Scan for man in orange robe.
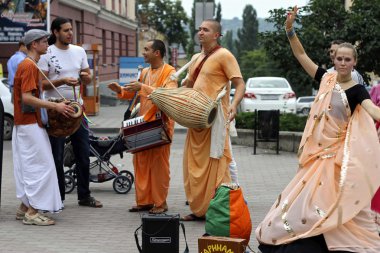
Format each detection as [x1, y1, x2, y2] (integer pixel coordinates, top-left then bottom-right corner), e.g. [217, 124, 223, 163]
[181, 19, 245, 220]
[108, 40, 177, 214]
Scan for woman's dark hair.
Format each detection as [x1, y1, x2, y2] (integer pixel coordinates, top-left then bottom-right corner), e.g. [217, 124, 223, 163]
[48, 17, 71, 45]
[149, 39, 166, 58]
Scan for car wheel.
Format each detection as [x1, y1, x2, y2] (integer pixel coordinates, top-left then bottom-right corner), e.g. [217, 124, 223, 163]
[301, 108, 310, 115]
[3, 115, 13, 140]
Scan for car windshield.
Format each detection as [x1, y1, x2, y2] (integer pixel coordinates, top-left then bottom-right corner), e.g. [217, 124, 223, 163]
[2, 79, 9, 88]
[247, 79, 288, 88]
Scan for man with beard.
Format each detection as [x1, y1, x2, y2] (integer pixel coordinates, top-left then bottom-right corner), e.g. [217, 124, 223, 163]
[38, 17, 102, 208]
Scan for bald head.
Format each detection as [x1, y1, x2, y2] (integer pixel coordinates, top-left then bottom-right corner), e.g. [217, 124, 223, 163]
[202, 19, 222, 36]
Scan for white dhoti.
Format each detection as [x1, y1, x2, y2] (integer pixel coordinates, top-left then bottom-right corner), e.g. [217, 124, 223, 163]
[12, 123, 63, 212]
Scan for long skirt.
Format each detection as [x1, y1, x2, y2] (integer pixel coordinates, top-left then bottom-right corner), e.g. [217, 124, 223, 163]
[12, 123, 63, 212]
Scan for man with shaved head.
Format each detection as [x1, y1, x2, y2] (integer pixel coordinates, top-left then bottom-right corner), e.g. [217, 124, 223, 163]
[181, 19, 245, 221]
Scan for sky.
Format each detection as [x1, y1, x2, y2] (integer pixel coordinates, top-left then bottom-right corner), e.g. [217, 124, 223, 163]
[180, 0, 310, 19]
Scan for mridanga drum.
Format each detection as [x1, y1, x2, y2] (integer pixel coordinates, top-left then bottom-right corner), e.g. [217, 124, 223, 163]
[149, 87, 218, 129]
[46, 98, 83, 137]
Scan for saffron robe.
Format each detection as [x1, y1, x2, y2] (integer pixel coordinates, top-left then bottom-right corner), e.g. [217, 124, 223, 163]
[118, 64, 177, 207]
[183, 48, 242, 217]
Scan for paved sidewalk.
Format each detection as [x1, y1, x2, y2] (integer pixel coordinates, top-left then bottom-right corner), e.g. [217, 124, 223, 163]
[0, 105, 298, 253]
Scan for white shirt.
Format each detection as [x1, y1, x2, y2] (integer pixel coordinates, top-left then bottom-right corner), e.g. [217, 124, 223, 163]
[38, 44, 89, 100]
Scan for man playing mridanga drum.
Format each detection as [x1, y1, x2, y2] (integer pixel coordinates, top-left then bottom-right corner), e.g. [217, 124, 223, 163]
[12, 29, 74, 225]
[180, 19, 245, 221]
[108, 39, 177, 214]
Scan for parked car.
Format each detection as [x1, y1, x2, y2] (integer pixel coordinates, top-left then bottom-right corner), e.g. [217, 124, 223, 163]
[296, 96, 315, 115]
[240, 77, 297, 114]
[0, 78, 14, 140]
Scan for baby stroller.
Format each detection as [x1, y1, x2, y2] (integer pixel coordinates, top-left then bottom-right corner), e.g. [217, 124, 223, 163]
[63, 132, 134, 194]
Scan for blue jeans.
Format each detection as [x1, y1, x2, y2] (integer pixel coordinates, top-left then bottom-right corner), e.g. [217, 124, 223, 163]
[49, 124, 91, 201]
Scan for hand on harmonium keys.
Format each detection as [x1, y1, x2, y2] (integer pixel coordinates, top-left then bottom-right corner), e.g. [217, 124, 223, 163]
[107, 82, 122, 94]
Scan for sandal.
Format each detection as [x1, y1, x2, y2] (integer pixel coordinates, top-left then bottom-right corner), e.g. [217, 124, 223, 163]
[149, 206, 168, 214]
[78, 196, 103, 208]
[128, 204, 154, 212]
[23, 213, 55, 226]
[16, 208, 26, 220]
[180, 213, 205, 221]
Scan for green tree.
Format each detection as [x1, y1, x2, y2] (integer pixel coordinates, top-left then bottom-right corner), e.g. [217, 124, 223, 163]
[240, 49, 282, 80]
[260, 0, 380, 95]
[346, 0, 380, 79]
[221, 30, 237, 56]
[215, 2, 222, 22]
[137, 0, 189, 50]
[235, 5, 259, 61]
[259, 0, 352, 96]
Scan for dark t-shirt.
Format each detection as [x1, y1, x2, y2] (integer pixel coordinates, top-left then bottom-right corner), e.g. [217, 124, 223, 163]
[315, 67, 370, 113]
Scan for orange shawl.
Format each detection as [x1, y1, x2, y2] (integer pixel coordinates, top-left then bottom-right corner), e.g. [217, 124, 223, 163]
[118, 64, 177, 123]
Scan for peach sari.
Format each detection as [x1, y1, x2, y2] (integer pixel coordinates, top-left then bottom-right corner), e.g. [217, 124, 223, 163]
[256, 73, 380, 252]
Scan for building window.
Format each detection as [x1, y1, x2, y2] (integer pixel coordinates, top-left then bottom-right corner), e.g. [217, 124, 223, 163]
[119, 33, 122, 56]
[111, 31, 115, 64]
[102, 29, 106, 64]
[75, 21, 81, 44]
[125, 35, 128, 56]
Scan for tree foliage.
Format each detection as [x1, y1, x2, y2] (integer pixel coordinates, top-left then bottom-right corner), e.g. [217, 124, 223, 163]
[137, 0, 189, 49]
[259, 0, 380, 96]
[215, 2, 222, 22]
[240, 49, 281, 81]
[346, 0, 380, 78]
[235, 5, 259, 61]
[221, 30, 237, 56]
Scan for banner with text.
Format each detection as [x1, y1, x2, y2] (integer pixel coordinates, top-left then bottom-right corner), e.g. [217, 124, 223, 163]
[0, 0, 49, 43]
[119, 57, 148, 86]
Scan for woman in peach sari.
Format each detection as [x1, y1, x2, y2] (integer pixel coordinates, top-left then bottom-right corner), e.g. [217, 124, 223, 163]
[256, 6, 380, 253]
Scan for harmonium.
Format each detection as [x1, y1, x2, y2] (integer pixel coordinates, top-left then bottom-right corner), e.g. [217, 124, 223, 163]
[121, 112, 171, 153]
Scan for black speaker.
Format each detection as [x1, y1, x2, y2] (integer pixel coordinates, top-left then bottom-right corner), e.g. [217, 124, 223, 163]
[141, 213, 180, 253]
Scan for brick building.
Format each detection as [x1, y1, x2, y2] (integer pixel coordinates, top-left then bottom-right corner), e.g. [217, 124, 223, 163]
[0, 0, 138, 86]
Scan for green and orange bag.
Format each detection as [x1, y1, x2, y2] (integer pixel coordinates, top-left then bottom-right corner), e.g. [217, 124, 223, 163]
[205, 183, 252, 243]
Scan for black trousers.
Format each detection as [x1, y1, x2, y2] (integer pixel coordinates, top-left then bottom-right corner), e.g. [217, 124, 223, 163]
[49, 124, 91, 201]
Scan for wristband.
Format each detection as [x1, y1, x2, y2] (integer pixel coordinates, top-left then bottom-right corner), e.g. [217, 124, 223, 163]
[286, 26, 295, 38]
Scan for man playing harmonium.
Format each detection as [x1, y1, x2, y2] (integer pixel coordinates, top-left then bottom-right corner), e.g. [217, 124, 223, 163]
[108, 39, 177, 214]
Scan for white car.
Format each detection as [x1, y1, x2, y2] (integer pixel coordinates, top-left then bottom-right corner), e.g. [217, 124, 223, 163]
[0, 78, 14, 140]
[240, 77, 297, 114]
[296, 96, 315, 115]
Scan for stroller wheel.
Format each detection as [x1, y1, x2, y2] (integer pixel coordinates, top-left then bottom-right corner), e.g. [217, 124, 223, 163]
[65, 175, 76, 194]
[113, 175, 132, 194]
[119, 170, 134, 185]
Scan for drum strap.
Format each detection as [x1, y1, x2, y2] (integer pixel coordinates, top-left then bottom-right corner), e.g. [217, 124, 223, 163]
[191, 45, 222, 84]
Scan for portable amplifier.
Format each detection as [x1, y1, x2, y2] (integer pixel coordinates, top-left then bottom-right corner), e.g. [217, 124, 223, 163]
[141, 213, 180, 253]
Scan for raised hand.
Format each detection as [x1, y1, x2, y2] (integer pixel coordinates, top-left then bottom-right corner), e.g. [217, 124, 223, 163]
[107, 82, 122, 93]
[286, 6, 298, 29]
